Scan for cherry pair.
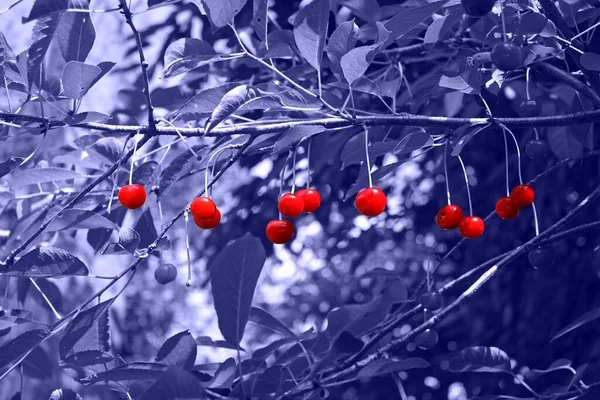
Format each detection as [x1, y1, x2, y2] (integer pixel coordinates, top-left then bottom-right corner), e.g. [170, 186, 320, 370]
[436, 205, 484, 239]
[118, 184, 147, 209]
[495, 184, 535, 220]
[355, 187, 386, 217]
[190, 196, 221, 230]
[267, 188, 322, 245]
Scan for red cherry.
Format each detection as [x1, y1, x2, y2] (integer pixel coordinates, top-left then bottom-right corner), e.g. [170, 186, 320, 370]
[190, 196, 217, 219]
[278, 193, 305, 218]
[266, 220, 295, 244]
[194, 208, 221, 230]
[495, 197, 520, 220]
[436, 205, 464, 230]
[511, 184, 534, 207]
[118, 184, 146, 210]
[355, 187, 386, 217]
[458, 216, 485, 239]
[296, 188, 321, 213]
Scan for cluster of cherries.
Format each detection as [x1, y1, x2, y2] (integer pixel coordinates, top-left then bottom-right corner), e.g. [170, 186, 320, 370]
[266, 188, 321, 244]
[495, 184, 535, 220]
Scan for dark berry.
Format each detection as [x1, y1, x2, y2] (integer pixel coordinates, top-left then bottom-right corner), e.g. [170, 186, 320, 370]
[118, 184, 146, 210]
[296, 188, 321, 213]
[511, 184, 534, 207]
[519, 100, 542, 117]
[415, 329, 439, 350]
[155, 264, 177, 284]
[491, 43, 522, 71]
[278, 193, 305, 218]
[194, 208, 221, 230]
[526, 140, 549, 159]
[190, 196, 217, 219]
[495, 197, 520, 220]
[419, 290, 443, 310]
[458, 216, 485, 239]
[266, 220, 295, 244]
[436, 205, 464, 230]
[461, 0, 495, 17]
[355, 187, 386, 217]
[528, 246, 555, 268]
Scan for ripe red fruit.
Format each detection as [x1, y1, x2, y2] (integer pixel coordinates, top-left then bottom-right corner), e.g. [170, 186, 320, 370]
[296, 188, 321, 213]
[528, 246, 555, 268]
[519, 100, 542, 117]
[278, 193, 305, 218]
[461, 0, 495, 17]
[495, 197, 520, 220]
[266, 220, 295, 244]
[194, 208, 221, 230]
[355, 187, 386, 217]
[458, 216, 485, 239]
[436, 205, 464, 230]
[526, 140, 548, 159]
[190, 196, 217, 219]
[511, 184, 534, 207]
[118, 184, 147, 210]
[491, 43, 522, 71]
[155, 264, 177, 284]
[415, 329, 439, 350]
[419, 291, 443, 310]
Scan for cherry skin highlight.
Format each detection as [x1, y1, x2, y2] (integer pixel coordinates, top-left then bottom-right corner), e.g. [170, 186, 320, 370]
[266, 220, 295, 244]
[296, 188, 321, 213]
[458, 216, 485, 239]
[436, 205, 464, 230]
[495, 197, 520, 220]
[355, 187, 386, 217]
[278, 193, 305, 218]
[118, 184, 147, 210]
[511, 184, 535, 207]
[194, 208, 221, 230]
[190, 196, 217, 219]
[155, 264, 177, 284]
[415, 329, 439, 350]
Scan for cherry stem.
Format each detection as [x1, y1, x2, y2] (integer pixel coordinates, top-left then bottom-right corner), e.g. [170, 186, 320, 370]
[291, 142, 300, 194]
[184, 211, 192, 287]
[479, 94, 493, 120]
[159, 118, 200, 159]
[306, 137, 312, 188]
[503, 125, 524, 184]
[108, 135, 132, 214]
[363, 125, 373, 188]
[532, 201, 541, 236]
[426, 258, 432, 291]
[500, 0, 507, 42]
[205, 145, 236, 198]
[457, 155, 473, 216]
[502, 130, 510, 197]
[279, 151, 292, 219]
[129, 134, 139, 186]
[526, 68, 531, 100]
[444, 141, 451, 206]
[534, 127, 540, 140]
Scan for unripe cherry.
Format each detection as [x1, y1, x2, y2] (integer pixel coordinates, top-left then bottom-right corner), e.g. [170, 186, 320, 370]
[355, 187, 386, 217]
[155, 264, 177, 284]
[415, 329, 439, 350]
[118, 184, 147, 210]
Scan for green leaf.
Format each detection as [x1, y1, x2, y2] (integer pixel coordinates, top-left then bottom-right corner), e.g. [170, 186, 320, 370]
[0, 309, 45, 330]
[190, 0, 247, 30]
[132, 161, 159, 188]
[48, 389, 83, 400]
[64, 111, 111, 125]
[163, 38, 220, 78]
[249, 307, 296, 338]
[24, 0, 89, 22]
[155, 330, 197, 370]
[9, 167, 82, 187]
[158, 145, 204, 197]
[81, 362, 167, 383]
[272, 125, 325, 153]
[424, 7, 463, 45]
[46, 209, 118, 232]
[204, 85, 256, 133]
[326, 20, 359, 82]
[251, 337, 296, 361]
[90, 137, 123, 163]
[580, 52, 600, 72]
[140, 366, 207, 399]
[358, 358, 430, 378]
[383, 1, 446, 49]
[343, 140, 399, 167]
[8, 247, 89, 278]
[196, 336, 244, 351]
[252, 0, 268, 42]
[0, 330, 49, 372]
[56, 10, 95, 62]
[59, 298, 114, 358]
[27, 15, 61, 87]
[210, 234, 267, 345]
[551, 307, 600, 342]
[293, 0, 330, 72]
[61, 61, 101, 99]
[102, 227, 140, 255]
[23, 346, 53, 379]
[205, 358, 236, 389]
[341, 45, 378, 86]
[547, 127, 583, 160]
[394, 131, 433, 155]
[526, 359, 572, 380]
[175, 83, 239, 117]
[451, 123, 489, 156]
[448, 346, 512, 373]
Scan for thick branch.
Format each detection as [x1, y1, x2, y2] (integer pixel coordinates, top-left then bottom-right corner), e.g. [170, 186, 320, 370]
[534, 62, 600, 108]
